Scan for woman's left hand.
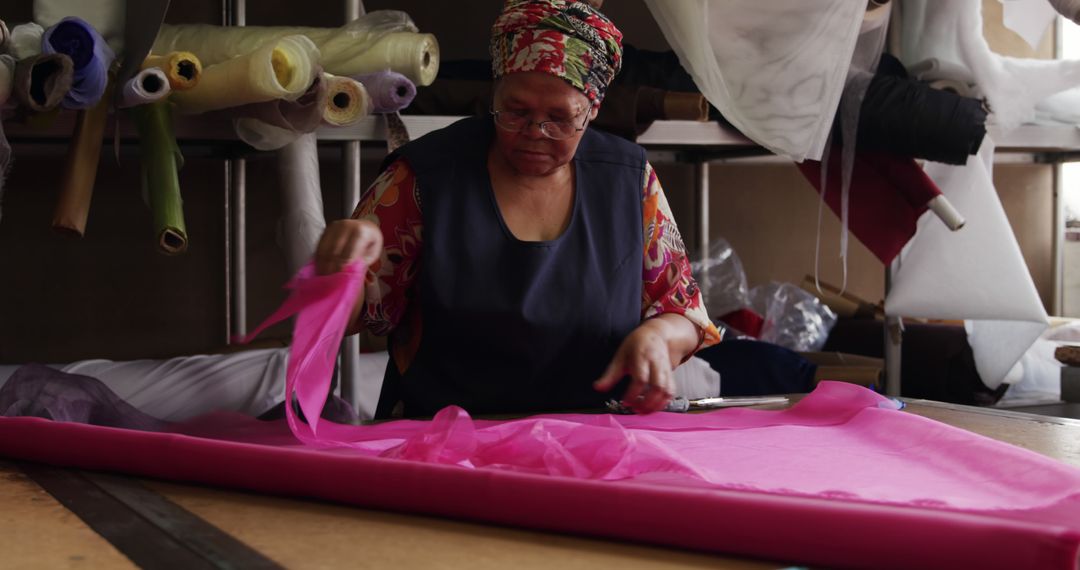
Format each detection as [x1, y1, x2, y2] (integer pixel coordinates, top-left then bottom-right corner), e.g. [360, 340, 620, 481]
[593, 319, 678, 414]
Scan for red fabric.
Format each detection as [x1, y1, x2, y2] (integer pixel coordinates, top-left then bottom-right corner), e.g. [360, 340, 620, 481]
[797, 150, 943, 264]
[3, 382, 1080, 569]
[718, 308, 764, 338]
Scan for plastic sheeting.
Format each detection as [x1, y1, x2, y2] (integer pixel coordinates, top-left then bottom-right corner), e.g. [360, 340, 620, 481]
[642, 0, 865, 161]
[152, 11, 439, 87]
[886, 140, 1049, 389]
[275, 133, 326, 276]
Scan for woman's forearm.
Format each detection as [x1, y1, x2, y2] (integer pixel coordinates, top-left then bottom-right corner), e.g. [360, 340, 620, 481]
[641, 313, 701, 368]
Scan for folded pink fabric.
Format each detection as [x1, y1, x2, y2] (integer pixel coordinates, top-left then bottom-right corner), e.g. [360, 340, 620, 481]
[2, 261, 1079, 569]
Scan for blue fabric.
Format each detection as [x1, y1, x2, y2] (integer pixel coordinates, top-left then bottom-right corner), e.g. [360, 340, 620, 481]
[695, 340, 817, 397]
[380, 115, 645, 416]
[41, 17, 114, 110]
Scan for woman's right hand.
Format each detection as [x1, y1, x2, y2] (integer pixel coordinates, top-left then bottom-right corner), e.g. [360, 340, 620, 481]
[314, 219, 383, 276]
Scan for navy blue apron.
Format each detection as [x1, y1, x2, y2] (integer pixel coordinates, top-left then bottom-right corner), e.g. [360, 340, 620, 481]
[377, 116, 644, 416]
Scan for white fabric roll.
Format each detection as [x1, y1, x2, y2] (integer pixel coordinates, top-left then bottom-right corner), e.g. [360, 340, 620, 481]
[642, 0, 865, 161]
[885, 140, 1049, 389]
[276, 132, 326, 276]
[10, 23, 44, 60]
[118, 66, 171, 108]
[170, 34, 319, 115]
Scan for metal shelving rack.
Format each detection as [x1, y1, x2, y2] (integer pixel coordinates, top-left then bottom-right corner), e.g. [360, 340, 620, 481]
[8, 0, 1080, 403]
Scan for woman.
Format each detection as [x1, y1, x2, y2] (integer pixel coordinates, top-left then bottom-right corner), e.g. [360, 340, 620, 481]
[316, 0, 720, 417]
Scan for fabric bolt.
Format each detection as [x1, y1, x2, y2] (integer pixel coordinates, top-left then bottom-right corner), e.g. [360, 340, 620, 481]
[490, 0, 623, 105]
[275, 133, 326, 276]
[52, 84, 112, 237]
[885, 140, 1050, 389]
[321, 73, 371, 127]
[796, 149, 943, 265]
[41, 17, 115, 110]
[695, 339, 817, 397]
[0, 364, 168, 431]
[854, 54, 987, 166]
[9, 23, 44, 60]
[142, 51, 201, 91]
[900, 1, 1080, 129]
[355, 70, 415, 114]
[130, 99, 187, 255]
[169, 34, 319, 115]
[13, 52, 74, 113]
[350, 125, 719, 379]
[34, 0, 125, 53]
[2, 380, 1080, 568]
[642, 0, 865, 161]
[153, 12, 439, 86]
[118, 66, 170, 109]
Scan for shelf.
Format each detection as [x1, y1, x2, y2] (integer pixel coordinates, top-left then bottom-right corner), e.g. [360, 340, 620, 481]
[8, 112, 1080, 155]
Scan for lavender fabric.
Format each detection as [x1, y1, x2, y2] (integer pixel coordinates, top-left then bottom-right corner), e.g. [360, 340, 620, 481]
[41, 17, 115, 110]
[0, 364, 168, 432]
[356, 70, 416, 113]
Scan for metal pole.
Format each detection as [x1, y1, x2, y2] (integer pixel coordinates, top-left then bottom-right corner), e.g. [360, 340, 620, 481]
[1053, 162, 1064, 316]
[884, 266, 902, 397]
[696, 160, 710, 260]
[225, 0, 247, 340]
[223, 162, 232, 344]
[341, 0, 365, 410]
[231, 158, 247, 338]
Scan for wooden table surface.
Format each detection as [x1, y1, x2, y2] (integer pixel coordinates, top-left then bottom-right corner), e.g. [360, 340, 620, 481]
[3, 400, 1079, 569]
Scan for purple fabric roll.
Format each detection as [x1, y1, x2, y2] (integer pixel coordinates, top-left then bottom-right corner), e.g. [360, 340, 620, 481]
[0, 364, 168, 432]
[356, 70, 416, 114]
[41, 17, 115, 110]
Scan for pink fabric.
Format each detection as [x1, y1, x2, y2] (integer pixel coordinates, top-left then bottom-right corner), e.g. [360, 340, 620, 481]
[2, 262, 1080, 569]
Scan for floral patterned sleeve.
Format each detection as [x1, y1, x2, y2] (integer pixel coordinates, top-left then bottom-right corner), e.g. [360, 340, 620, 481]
[350, 159, 423, 336]
[641, 161, 722, 351]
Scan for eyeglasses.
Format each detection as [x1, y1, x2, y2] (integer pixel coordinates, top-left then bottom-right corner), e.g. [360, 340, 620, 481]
[490, 107, 590, 140]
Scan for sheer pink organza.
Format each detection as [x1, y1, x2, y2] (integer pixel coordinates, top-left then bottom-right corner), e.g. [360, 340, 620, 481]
[2, 261, 1079, 569]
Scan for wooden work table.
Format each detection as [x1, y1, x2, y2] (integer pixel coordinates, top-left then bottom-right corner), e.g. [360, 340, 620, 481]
[3, 399, 1079, 569]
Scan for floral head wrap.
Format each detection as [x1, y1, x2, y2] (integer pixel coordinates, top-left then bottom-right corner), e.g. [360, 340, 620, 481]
[490, 0, 623, 105]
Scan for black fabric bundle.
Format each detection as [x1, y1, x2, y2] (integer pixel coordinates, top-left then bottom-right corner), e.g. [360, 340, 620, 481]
[853, 54, 987, 165]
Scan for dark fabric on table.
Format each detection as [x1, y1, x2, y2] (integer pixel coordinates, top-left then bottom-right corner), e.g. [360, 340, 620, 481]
[695, 339, 817, 397]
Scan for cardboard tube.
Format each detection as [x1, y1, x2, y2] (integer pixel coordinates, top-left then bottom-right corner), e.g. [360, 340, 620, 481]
[131, 100, 188, 255]
[170, 35, 318, 115]
[142, 51, 202, 91]
[662, 91, 709, 121]
[322, 74, 371, 127]
[52, 83, 112, 237]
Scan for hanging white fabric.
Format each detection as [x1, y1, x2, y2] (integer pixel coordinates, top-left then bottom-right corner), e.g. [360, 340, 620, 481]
[641, 0, 865, 161]
[885, 139, 1049, 389]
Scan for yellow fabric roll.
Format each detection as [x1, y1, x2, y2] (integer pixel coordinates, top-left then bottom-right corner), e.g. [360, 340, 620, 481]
[169, 35, 318, 115]
[153, 11, 439, 85]
[322, 73, 371, 127]
[353, 32, 438, 87]
[52, 84, 112, 237]
[142, 51, 202, 91]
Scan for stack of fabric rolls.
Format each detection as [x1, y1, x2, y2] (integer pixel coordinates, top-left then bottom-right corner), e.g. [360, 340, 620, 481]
[0, 10, 439, 257]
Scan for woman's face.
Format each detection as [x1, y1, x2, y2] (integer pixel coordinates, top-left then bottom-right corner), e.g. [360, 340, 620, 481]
[491, 72, 597, 177]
